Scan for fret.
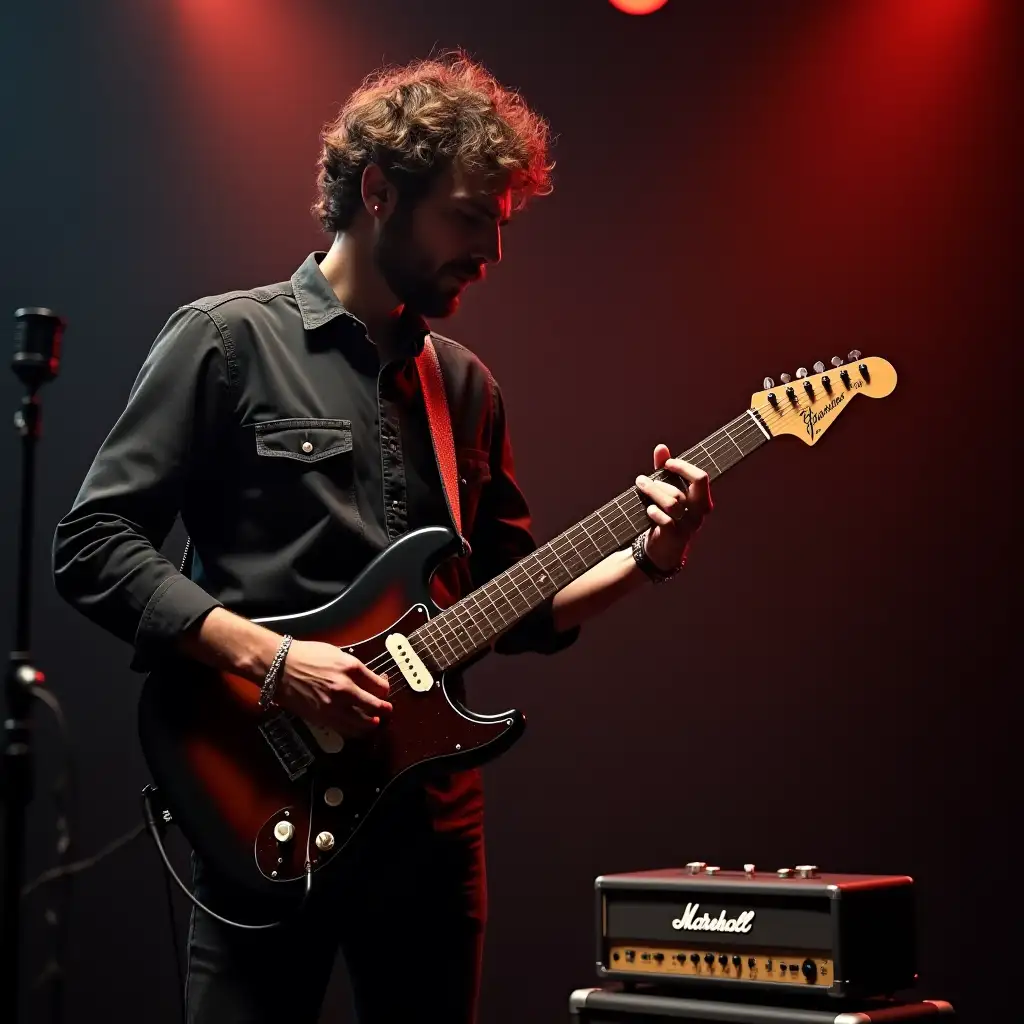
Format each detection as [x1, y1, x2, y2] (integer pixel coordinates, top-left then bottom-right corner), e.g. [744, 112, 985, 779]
[721, 422, 745, 462]
[575, 518, 606, 560]
[410, 409, 770, 671]
[592, 505, 624, 548]
[695, 442, 721, 476]
[557, 531, 590, 572]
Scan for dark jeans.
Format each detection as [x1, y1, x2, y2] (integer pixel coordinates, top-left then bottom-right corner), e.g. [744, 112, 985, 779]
[184, 791, 486, 1023]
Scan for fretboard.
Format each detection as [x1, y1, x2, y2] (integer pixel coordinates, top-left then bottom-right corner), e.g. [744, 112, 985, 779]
[410, 409, 771, 672]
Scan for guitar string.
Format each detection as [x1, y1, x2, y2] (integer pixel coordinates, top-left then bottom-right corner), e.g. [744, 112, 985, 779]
[361, 389, 844, 690]
[330, 379, 868, 701]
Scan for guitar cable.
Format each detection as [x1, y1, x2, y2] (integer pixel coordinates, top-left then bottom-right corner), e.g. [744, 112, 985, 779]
[141, 785, 315, 931]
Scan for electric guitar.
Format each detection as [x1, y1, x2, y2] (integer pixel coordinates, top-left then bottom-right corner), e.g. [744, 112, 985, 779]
[138, 354, 896, 894]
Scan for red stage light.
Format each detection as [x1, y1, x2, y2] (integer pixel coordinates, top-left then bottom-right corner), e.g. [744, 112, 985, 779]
[609, 0, 669, 14]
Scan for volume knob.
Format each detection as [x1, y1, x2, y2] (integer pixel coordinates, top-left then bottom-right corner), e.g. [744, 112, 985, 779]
[273, 820, 295, 843]
[777, 867, 793, 878]
[795, 865, 819, 878]
[686, 861, 707, 874]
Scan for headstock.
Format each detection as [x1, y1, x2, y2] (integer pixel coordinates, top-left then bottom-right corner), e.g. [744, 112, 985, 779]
[750, 351, 897, 445]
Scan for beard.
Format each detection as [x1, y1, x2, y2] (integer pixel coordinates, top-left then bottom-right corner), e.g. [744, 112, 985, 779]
[373, 209, 463, 318]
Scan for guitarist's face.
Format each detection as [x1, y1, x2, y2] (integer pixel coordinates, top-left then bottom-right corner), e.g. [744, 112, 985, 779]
[374, 165, 510, 318]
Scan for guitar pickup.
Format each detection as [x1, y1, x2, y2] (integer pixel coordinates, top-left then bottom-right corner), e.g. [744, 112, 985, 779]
[385, 633, 434, 692]
[259, 713, 314, 781]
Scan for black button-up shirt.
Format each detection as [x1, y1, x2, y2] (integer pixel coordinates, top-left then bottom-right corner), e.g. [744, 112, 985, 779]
[53, 251, 576, 674]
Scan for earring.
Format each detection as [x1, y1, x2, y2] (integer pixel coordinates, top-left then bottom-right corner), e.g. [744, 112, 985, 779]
[373, 204, 380, 214]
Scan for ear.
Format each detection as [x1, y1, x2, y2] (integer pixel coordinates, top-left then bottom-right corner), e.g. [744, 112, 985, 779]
[360, 164, 393, 220]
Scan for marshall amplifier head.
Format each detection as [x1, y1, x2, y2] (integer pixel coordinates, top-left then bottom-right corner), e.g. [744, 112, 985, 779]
[596, 863, 916, 999]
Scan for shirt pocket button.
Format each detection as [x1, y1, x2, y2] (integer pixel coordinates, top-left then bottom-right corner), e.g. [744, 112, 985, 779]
[301, 441, 313, 453]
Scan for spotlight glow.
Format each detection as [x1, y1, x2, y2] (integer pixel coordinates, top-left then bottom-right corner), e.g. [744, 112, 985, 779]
[609, 0, 669, 14]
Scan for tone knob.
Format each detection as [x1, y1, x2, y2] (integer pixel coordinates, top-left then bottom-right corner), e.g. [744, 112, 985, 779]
[795, 366, 809, 379]
[273, 820, 295, 843]
[704, 865, 720, 875]
[830, 355, 844, 367]
[743, 863, 756, 877]
[795, 864, 819, 878]
[685, 861, 707, 874]
[763, 376, 774, 389]
[315, 831, 335, 851]
[777, 867, 793, 878]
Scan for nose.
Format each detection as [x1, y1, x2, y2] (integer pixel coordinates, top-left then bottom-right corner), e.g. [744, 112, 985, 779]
[473, 223, 502, 267]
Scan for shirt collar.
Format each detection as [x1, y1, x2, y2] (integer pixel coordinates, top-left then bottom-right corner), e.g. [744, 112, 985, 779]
[291, 252, 428, 358]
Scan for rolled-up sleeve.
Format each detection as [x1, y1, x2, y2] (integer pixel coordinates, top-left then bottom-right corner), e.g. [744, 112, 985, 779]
[470, 380, 580, 657]
[52, 306, 228, 671]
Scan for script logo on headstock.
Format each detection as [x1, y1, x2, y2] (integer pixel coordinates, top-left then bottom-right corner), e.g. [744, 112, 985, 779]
[800, 379, 857, 439]
[671, 902, 755, 934]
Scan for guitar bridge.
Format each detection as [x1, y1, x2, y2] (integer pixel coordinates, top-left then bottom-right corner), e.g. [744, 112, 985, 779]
[259, 713, 314, 781]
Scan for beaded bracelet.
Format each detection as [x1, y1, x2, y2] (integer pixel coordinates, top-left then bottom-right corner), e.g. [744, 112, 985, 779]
[631, 532, 685, 584]
[258, 634, 293, 710]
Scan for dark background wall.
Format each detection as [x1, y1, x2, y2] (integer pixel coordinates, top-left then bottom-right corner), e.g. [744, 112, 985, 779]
[2, 0, 1019, 1021]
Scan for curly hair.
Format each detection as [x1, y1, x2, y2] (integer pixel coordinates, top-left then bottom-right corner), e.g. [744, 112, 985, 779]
[313, 52, 553, 232]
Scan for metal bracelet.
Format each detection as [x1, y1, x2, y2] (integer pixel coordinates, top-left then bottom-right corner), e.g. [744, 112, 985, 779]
[258, 635, 293, 710]
[631, 532, 684, 584]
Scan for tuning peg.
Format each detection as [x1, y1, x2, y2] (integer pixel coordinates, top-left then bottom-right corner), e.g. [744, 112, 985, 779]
[795, 367, 809, 379]
[831, 356, 844, 367]
[779, 373, 792, 384]
[847, 349, 862, 361]
[812, 360, 825, 374]
[763, 376, 774, 389]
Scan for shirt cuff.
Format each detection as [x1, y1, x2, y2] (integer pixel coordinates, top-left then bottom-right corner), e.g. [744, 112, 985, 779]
[493, 597, 580, 657]
[130, 573, 223, 672]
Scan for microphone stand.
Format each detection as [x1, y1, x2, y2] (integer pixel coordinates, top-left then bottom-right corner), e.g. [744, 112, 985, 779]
[1, 308, 64, 1023]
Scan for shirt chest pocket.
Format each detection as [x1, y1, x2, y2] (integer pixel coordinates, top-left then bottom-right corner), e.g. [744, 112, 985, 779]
[457, 448, 491, 537]
[250, 418, 359, 535]
[254, 418, 353, 463]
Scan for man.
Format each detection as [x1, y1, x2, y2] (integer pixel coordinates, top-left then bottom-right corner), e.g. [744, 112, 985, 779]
[52, 54, 712, 1023]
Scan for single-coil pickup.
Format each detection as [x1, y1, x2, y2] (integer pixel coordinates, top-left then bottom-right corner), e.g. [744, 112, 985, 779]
[259, 713, 314, 780]
[385, 633, 434, 692]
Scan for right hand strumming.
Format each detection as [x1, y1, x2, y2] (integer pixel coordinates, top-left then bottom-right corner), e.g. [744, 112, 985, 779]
[273, 639, 392, 738]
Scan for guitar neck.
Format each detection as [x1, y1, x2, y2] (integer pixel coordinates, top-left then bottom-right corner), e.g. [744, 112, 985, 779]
[411, 409, 771, 671]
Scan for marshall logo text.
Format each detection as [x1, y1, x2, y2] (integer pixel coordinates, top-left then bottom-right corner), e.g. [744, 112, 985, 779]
[671, 902, 756, 934]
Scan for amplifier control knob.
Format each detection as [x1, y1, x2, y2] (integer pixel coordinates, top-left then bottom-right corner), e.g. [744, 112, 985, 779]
[801, 959, 818, 982]
[685, 861, 706, 874]
[690, 953, 700, 965]
[732, 955, 742, 968]
[795, 864, 819, 878]
[704, 953, 715, 965]
[777, 867, 793, 878]
[705, 865, 720, 875]
[718, 954, 729, 967]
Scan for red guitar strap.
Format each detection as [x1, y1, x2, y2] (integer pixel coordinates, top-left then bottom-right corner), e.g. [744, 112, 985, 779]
[415, 334, 466, 549]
